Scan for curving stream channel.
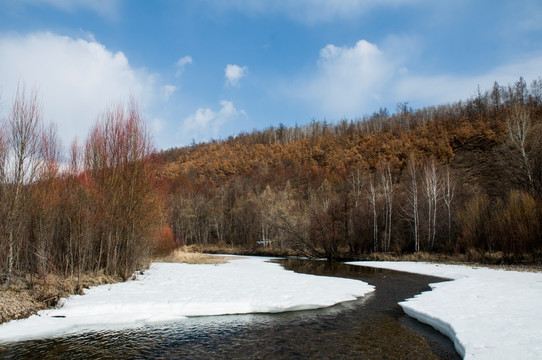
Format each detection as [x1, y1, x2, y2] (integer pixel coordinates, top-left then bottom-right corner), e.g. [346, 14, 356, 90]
[0, 259, 460, 359]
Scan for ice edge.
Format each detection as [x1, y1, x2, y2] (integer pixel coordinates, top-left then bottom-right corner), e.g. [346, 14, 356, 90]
[399, 301, 466, 358]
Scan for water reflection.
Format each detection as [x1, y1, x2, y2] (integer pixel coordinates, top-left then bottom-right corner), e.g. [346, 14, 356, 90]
[0, 259, 459, 359]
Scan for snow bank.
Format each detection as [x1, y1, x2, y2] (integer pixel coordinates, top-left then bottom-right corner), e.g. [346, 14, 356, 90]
[0, 256, 373, 343]
[349, 261, 542, 359]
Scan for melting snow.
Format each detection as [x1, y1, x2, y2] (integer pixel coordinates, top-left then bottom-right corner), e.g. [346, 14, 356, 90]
[0, 256, 373, 343]
[349, 261, 542, 359]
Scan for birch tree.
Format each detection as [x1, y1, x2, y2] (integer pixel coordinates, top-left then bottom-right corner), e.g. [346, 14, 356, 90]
[403, 155, 420, 252]
[348, 166, 364, 209]
[368, 175, 378, 252]
[506, 106, 536, 195]
[422, 159, 440, 250]
[380, 164, 394, 252]
[441, 165, 455, 247]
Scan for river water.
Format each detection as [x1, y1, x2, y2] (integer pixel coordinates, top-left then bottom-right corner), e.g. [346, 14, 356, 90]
[0, 259, 460, 359]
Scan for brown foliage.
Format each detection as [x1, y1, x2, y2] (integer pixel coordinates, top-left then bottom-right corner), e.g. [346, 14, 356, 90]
[151, 226, 176, 256]
[1, 92, 164, 286]
[494, 190, 539, 258]
[160, 77, 542, 262]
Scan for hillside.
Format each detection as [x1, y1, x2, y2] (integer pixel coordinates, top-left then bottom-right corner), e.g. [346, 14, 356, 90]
[160, 78, 542, 262]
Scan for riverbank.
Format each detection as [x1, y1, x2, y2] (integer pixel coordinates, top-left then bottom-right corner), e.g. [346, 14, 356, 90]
[188, 244, 542, 272]
[3, 253, 541, 357]
[349, 261, 542, 359]
[0, 272, 123, 325]
[0, 249, 231, 325]
[3, 247, 538, 327]
[0, 256, 373, 343]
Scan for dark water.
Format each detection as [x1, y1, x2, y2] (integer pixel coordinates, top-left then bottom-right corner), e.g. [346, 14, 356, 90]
[0, 259, 460, 359]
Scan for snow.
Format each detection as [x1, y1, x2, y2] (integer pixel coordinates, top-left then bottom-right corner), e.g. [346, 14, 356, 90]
[0, 256, 373, 343]
[348, 261, 542, 359]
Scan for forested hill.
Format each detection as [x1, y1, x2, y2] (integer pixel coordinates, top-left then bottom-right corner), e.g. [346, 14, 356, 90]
[160, 78, 542, 261]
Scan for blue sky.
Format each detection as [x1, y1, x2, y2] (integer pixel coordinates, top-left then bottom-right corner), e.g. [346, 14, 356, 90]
[1, 0, 542, 150]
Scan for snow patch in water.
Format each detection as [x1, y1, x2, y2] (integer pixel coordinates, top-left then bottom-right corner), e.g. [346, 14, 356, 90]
[349, 261, 542, 359]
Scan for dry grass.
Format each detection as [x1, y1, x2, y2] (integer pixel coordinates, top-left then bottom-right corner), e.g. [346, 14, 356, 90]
[0, 288, 46, 324]
[186, 243, 297, 257]
[363, 251, 542, 273]
[0, 271, 122, 325]
[0, 249, 228, 325]
[155, 247, 228, 265]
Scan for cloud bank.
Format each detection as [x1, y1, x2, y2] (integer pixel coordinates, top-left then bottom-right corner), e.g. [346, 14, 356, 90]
[0, 32, 162, 149]
[181, 100, 245, 142]
[296, 38, 542, 118]
[300, 40, 397, 115]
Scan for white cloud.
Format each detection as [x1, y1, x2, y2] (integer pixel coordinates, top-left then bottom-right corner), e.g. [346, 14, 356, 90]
[395, 55, 542, 106]
[225, 64, 248, 87]
[0, 32, 160, 149]
[297, 40, 397, 115]
[296, 38, 542, 118]
[175, 55, 192, 78]
[181, 100, 245, 142]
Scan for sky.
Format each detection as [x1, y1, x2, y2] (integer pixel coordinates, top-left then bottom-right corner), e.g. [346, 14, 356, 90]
[1, 0, 541, 151]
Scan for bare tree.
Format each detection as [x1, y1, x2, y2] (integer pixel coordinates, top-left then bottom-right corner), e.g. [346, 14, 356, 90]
[2, 84, 46, 284]
[348, 165, 364, 209]
[422, 158, 440, 250]
[506, 106, 535, 195]
[402, 155, 420, 252]
[441, 165, 455, 247]
[31, 123, 61, 277]
[0, 118, 6, 184]
[368, 175, 378, 252]
[380, 164, 394, 252]
[84, 98, 159, 278]
[0, 112, 7, 282]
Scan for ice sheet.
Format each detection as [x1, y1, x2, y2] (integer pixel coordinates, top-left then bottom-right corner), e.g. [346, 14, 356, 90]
[349, 261, 542, 359]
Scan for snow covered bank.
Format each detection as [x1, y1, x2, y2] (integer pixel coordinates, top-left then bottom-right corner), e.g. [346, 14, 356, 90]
[349, 261, 542, 359]
[0, 256, 373, 343]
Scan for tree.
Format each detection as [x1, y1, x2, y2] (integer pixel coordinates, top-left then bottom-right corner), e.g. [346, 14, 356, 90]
[380, 164, 394, 252]
[422, 158, 440, 250]
[29, 123, 61, 277]
[403, 155, 420, 252]
[0, 108, 7, 281]
[368, 175, 378, 252]
[84, 98, 160, 278]
[1, 85, 47, 284]
[505, 106, 537, 195]
[348, 166, 364, 208]
[441, 165, 455, 248]
[456, 192, 492, 253]
[494, 190, 538, 258]
[63, 139, 94, 286]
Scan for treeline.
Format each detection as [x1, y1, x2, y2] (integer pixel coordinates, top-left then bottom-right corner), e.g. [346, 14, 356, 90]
[163, 77, 542, 262]
[2, 76, 541, 285]
[0, 86, 166, 286]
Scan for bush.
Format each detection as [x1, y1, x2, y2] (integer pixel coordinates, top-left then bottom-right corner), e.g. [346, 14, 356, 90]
[151, 226, 176, 256]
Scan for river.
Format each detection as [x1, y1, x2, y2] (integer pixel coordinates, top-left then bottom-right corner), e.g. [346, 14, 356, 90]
[0, 259, 459, 359]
